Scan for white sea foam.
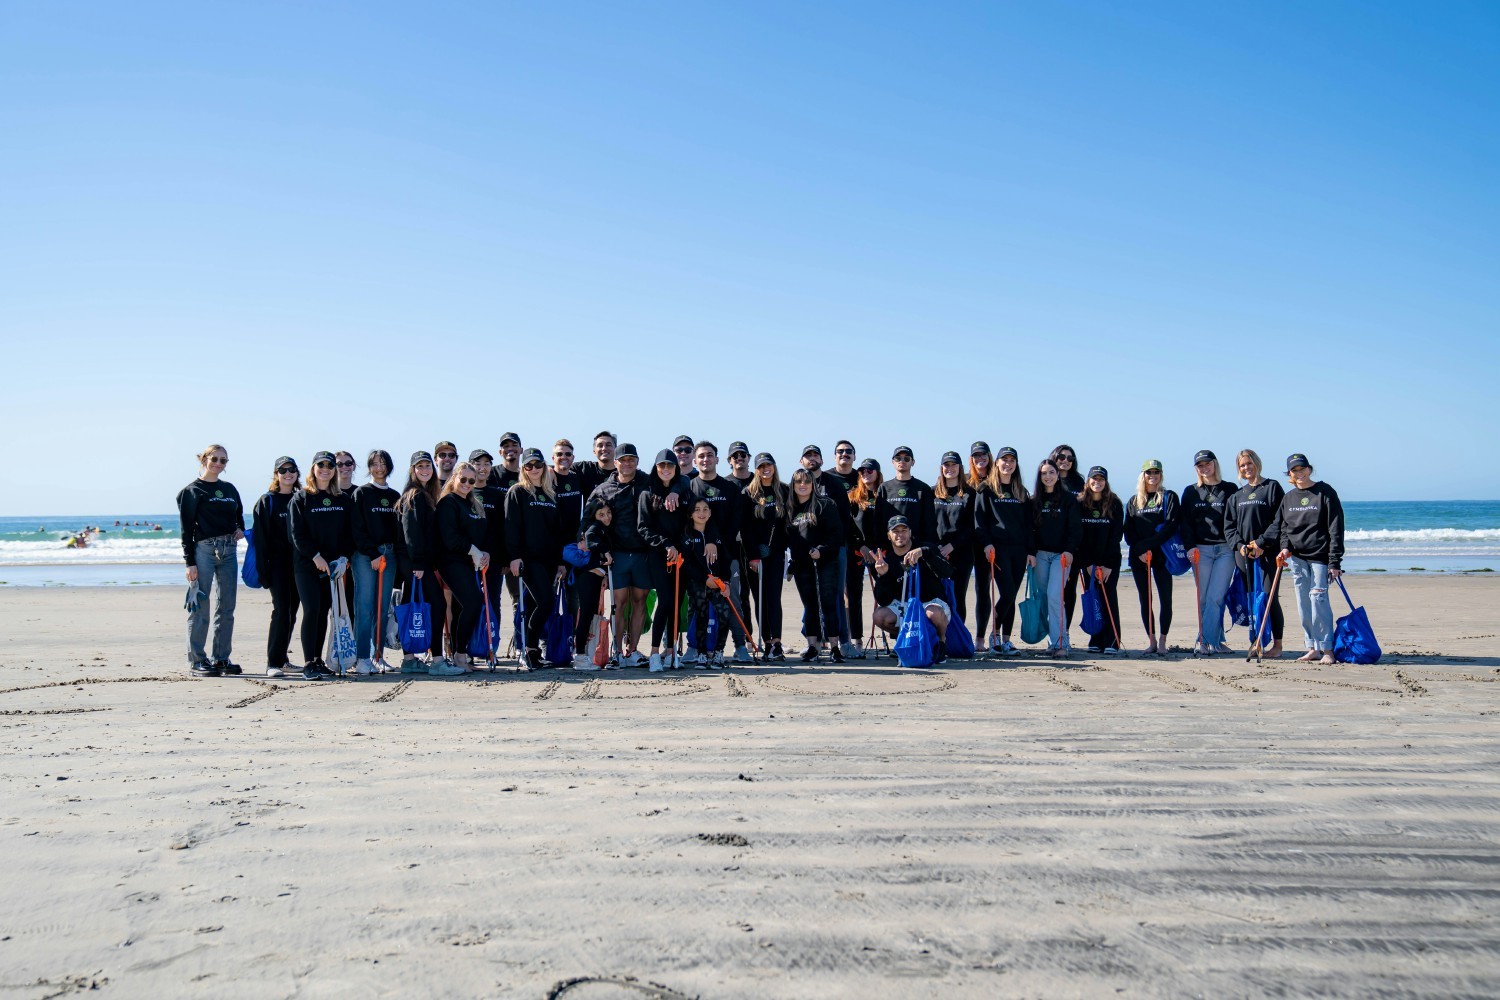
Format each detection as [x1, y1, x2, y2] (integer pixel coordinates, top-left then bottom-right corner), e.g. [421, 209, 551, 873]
[1344, 528, 1500, 543]
[0, 537, 244, 566]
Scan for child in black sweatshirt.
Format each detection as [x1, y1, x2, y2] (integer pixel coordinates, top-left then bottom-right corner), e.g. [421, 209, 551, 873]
[680, 499, 733, 667]
[574, 499, 614, 658]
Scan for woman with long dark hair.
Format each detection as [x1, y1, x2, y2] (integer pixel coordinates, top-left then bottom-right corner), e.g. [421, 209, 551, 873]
[288, 451, 354, 679]
[638, 450, 693, 670]
[1224, 448, 1285, 659]
[743, 453, 789, 663]
[1076, 467, 1124, 655]
[966, 442, 996, 644]
[351, 449, 400, 675]
[1029, 459, 1081, 659]
[252, 456, 300, 677]
[787, 468, 844, 663]
[1125, 460, 1180, 656]
[933, 451, 976, 629]
[178, 443, 245, 677]
[434, 461, 490, 674]
[505, 448, 566, 671]
[974, 446, 1029, 656]
[394, 451, 451, 674]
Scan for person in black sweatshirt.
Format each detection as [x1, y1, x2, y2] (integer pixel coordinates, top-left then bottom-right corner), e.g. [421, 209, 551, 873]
[1223, 448, 1285, 658]
[1029, 459, 1083, 659]
[848, 459, 884, 650]
[589, 443, 657, 665]
[724, 441, 758, 649]
[394, 451, 448, 673]
[1124, 460, 1180, 656]
[1048, 444, 1086, 629]
[876, 445, 937, 548]
[1076, 467, 1125, 654]
[574, 497, 615, 662]
[672, 435, 700, 480]
[687, 441, 750, 661]
[786, 469, 845, 663]
[974, 446, 1030, 656]
[870, 516, 953, 663]
[469, 448, 508, 646]
[823, 440, 866, 658]
[252, 456, 300, 676]
[799, 444, 860, 659]
[743, 454, 789, 663]
[573, 430, 619, 499]
[1180, 449, 1240, 655]
[178, 443, 245, 677]
[350, 450, 401, 675]
[638, 449, 696, 670]
[933, 451, 977, 631]
[965, 442, 996, 646]
[680, 498, 733, 667]
[506, 448, 567, 670]
[434, 462, 490, 673]
[1267, 453, 1345, 665]
[288, 451, 354, 679]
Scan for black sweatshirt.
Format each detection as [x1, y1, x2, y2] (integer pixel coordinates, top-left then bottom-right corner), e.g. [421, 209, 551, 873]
[176, 478, 245, 564]
[876, 477, 937, 547]
[1077, 498, 1125, 571]
[504, 483, 564, 564]
[933, 487, 976, 551]
[1179, 481, 1237, 548]
[786, 496, 841, 571]
[1268, 482, 1346, 569]
[288, 488, 354, 565]
[681, 525, 730, 584]
[591, 473, 652, 553]
[578, 519, 612, 571]
[573, 461, 617, 500]
[490, 466, 520, 490]
[872, 548, 953, 606]
[819, 469, 863, 547]
[1223, 479, 1286, 554]
[250, 491, 294, 577]
[851, 491, 884, 555]
[435, 493, 487, 563]
[741, 485, 788, 560]
[688, 474, 741, 548]
[397, 490, 442, 575]
[475, 482, 509, 565]
[351, 483, 401, 558]
[553, 471, 585, 537]
[974, 484, 1031, 550]
[1030, 488, 1083, 556]
[1124, 490, 1181, 562]
[637, 477, 698, 552]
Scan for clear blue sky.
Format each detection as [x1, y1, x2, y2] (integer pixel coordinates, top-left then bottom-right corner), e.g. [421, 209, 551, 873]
[2, 1, 1495, 514]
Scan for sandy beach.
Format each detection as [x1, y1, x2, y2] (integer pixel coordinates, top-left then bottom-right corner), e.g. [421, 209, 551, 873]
[2, 575, 1498, 998]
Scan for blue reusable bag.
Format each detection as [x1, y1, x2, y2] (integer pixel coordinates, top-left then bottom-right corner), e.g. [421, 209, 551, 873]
[1247, 560, 1269, 641]
[395, 576, 432, 654]
[240, 493, 270, 588]
[1333, 577, 1381, 664]
[894, 567, 937, 668]
[1019, 566, 1049, 645]
[469, 571, 501, 659]
[1161, 532, 1192, 576]
[942, 578, 975, 659]
[544, 581, 574, 665]
[1079, 575, 1104, 635]
[1225, 568, 1250, 627]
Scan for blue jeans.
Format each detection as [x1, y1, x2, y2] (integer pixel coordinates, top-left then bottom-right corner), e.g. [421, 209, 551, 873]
[187, 535, 237, 665]
[1194, 542, 1236, 646]
[1287, 556, 1333, 651]
[1033, 550, 1068, 650]
[353, 545, 397, 659]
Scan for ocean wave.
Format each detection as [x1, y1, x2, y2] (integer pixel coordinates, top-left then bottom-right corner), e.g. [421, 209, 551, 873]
[0, 537, 243, 567]
[1345, 528, 1500, 542]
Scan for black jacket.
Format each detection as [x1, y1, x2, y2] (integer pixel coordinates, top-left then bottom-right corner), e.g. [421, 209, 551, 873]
[591, 472, 652, 553]
[688, 474, 742, 547]
[351, 483, 401, 558]
[1124, 490, 1181, 563]
[397, 490, 442, 575]
[974, 484, 1031, 551]
[176, 478, 245, 564]
[637, 476, 697, 552]
[1077, 498, 1125, 571]
[288, 488, 354, 565]
[505, 483, 564, 565]
[1030, 488, 1083, 556]
[786, 496, 841, 571]
[250, 491, 294, 578]
[1268, 482, 1345, 569]
[741, 484, 788, 560]
[1179, 481, 1237, 548]
[1223, 479, 1286, 554]
[872, 547, 953, 606]
[681, 526, 730, 584]
[474, 482, 509, 566]
[435, 492, 487, 563]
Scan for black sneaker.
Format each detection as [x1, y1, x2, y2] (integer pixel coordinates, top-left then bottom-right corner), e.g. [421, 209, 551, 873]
[800, 646, 819, 663]
[302, 665, 329, 681]
[191, 662, 220, 678]
[212, 660, 242, 675]
[830, 644, 845, 664]
[526, 649, 545, 671]
[310, 659, 335, 677]
[933, 645, 948, 665]
[770, 644, 787, 664]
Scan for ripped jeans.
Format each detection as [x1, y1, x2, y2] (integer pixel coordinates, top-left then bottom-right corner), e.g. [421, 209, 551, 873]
[1286, 555, 1333, 651]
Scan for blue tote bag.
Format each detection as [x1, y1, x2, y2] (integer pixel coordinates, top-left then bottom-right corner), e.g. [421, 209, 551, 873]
[1018, 566, 1049, 646]
[942, 578, 975, 659]
[468, 571, 501, 659]
[543, 580, 574, 665]
[1247, 560, 1269, 641]
[1225, 568, 1250, 627]
[1079, 575, 1104, 635]
[1333, 577, 1381, 664]
[396, 576, 432, 654]
[240, 493, 271, 588]
[1161, 532, 1192, 576]
[893, 568, 937, 668]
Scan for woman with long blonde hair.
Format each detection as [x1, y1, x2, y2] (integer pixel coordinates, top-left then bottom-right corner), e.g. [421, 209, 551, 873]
[1124, 460, 1180, 656]
[973, 446, 1029, 655]
[505, 448, 566, 670]
[743, 453, 789, 663]
[288, 451, 354, 678]
[433, 461, 490, 674]
[1180, 449, 1239, 655]
[1224, 449, 1284, 658]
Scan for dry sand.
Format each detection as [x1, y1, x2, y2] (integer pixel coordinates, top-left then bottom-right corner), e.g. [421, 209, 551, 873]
[1, 575, 1498, 999]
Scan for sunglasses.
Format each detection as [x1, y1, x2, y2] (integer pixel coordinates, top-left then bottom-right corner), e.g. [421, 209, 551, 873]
[336, 460, 355, 469]
[207, 456, 228, 465]
[457, 476, 477, 486]
[276, 466, 298, 475]
[674, 447, 693, 454]
[1144, 470, 1161, 476]
[555, 451, 573, 457]
[835, 449, 854, 456]
[436, 452, 457, 460]
[314, 461, 334, 470]
[523, 463, 544, 471]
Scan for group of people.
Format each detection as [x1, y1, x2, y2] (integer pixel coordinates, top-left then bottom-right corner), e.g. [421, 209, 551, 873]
[177, 434, 1347, 680]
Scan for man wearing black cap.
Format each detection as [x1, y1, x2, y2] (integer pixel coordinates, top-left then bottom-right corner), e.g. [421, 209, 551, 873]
[870, 516, 952, 663]
[724, 441, 756, 650]
[877, 446, 937, 550]
[672, 435, 700, 480]
[491, 432, 522, 490]
[823, 441, 868, 657]
[688, 441, 751, 662]
[588, 443, 654, 664]
[469, 448, 509, 638]
[800, 444, 862, 658]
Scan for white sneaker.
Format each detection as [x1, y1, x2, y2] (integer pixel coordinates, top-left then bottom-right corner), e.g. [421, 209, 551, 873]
[649, 653, 665, 672]
[374, 658, 397, 674]
[684, 647, 699, 663]
[695, 651, 709, 668]
[573, 654, 599, 671]
[989, 634, 1004, 653]
[709, 651, 724, 669]
[266, 664, 285, 678]
[353, 658, 376, 676]
[623, 650, 645, 667]
[733, 645, 752, 664]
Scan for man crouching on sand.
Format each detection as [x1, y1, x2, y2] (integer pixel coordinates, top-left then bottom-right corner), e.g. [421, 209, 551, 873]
[870, 516, 951, 651]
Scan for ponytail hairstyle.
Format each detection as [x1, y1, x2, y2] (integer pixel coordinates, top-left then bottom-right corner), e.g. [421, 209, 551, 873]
[197, 443, 228, 475]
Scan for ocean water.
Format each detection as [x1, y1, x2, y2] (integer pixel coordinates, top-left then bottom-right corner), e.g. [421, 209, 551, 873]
[0, 502, 1496, 586]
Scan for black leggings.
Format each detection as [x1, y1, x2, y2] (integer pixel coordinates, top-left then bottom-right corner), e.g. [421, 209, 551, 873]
[648, 552, 679, 649]
[1085, 567, 1122, 649]
[1131, 557, 1173, 637]
[844, 549, 865, 642]
[793, 559, 842, 642]
[1063, 560, 1083, 628]
[292, 561, 333, 664]
[440, 560, 486, 657]
[686, 579, 731, 653]
[990, 546, 1026, 637]
[266, 559, 298, 668]
[946, 548, 973, 628]
[747, 550, 786, 643]
[516, 562, 555, 652]
[1236, 552, 1285, 642]
[971, 546, 994, 639]
[575, 570, 604, 653]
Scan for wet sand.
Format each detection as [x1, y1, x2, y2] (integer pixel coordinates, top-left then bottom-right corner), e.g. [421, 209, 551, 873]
[1, 576, 1498, 998]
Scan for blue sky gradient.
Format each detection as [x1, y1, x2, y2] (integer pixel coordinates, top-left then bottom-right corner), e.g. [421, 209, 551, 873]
[2, 1, 1495, 513]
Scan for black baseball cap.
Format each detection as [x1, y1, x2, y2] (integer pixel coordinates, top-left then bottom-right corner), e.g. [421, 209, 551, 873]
[753, 452, 775, 469]
[888, 515, 911, 531]
[1286, 453, 1310, 472]
[1087, 466, 1108, 481]
[857, 458, 881, 473]
[409, 450, 432, 466]
[673, 434, 694, 448]
[941, 451, 962, 466]
[728, 441, 749, 457]
[468, 448, 493, 463]
[273, 455, 297, 471]
[970, 441, 990, 456]
[1193, 450, 1217, 465]
[617, 443, 639, 458]
[312, 450, 336, 466]
[654, 448, 679, 467]
[892, 445, 913, 460]
[499, 432, 521, 447]
[802, 444, 822, 457]
[520, 447, 545, 466]
[997, 446, 1018, 460]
